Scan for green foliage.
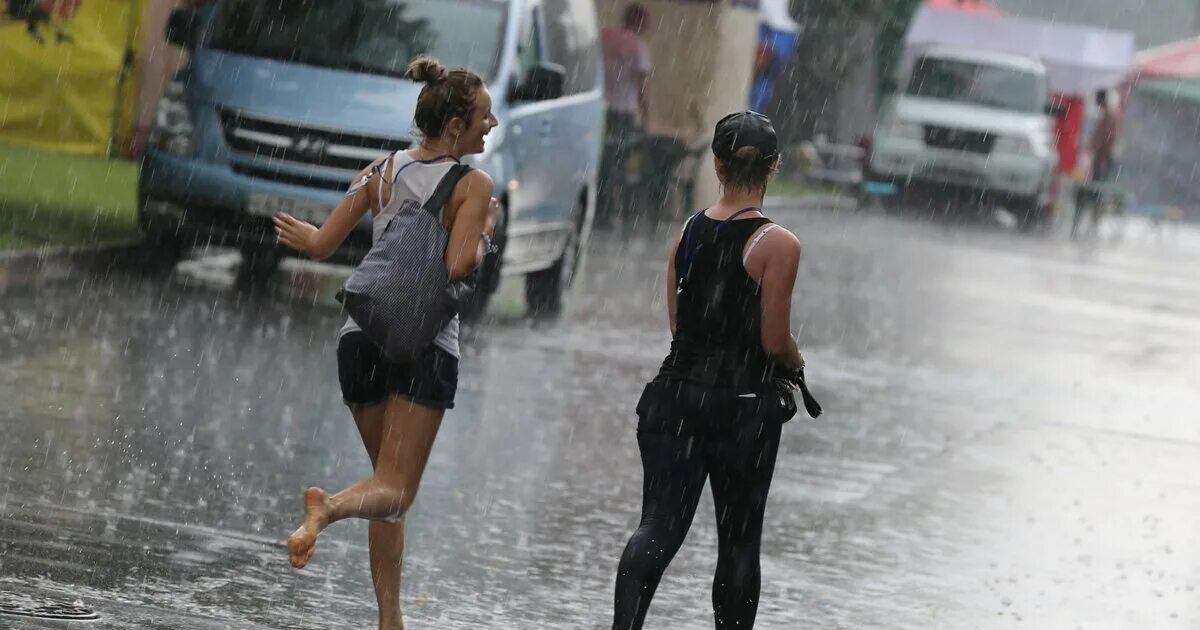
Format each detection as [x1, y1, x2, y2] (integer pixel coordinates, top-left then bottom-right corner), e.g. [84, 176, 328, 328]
[770, 0, 923, 143]
[0, 143, 139, 249]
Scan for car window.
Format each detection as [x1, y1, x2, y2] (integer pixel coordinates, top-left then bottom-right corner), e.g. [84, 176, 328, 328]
[210, 0, 508, 82]
[543, 0, 599, 95]
[906, 56, 1040, 113]
[513, 1, 543, 89]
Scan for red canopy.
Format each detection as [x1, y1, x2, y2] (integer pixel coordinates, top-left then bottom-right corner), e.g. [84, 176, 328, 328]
[1137, 37, 1200, 80]
[924, 0, 1001, 14]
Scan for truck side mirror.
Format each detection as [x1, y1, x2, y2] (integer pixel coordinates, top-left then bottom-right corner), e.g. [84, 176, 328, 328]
[165, 9, 198, 49]
[511, 62, 566, 102]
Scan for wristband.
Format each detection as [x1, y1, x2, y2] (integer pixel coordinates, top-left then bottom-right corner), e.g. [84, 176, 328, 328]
[481, 231, 499, 254]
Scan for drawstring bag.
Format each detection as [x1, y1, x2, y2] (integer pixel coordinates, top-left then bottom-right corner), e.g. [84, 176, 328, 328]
[336, 163, 474, 363]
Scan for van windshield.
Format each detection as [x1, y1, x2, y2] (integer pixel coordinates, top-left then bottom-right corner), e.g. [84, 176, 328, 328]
[906, 57, 1041, 113]
[210, 0, 507, 82]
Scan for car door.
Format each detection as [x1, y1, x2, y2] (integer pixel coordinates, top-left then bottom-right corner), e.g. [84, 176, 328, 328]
[504, 0, 561, 269]
[542, 0, 603, 235]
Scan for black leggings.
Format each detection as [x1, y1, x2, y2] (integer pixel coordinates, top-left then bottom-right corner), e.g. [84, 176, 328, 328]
[613, 385, 784, 629]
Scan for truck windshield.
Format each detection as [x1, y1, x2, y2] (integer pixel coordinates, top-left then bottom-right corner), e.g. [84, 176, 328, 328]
[906, 57, 1040, 113]
[210, 0, 507, 82]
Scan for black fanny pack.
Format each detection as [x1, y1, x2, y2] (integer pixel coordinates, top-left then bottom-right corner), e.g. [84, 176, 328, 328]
[636, 378, 804, 435]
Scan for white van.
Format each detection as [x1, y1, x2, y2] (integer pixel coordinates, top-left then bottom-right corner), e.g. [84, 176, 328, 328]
[871, 46, 1059, 223]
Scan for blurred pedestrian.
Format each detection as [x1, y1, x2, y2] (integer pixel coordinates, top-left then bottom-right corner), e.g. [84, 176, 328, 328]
[274, 56, 498, 630]
[598, 3, 652, 223]
[612, 112, 818, 630]
[1089, 89, 1122, 183]
[1074, 89, 1125, 237]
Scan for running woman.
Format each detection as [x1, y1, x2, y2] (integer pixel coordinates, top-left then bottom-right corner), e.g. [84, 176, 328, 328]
[274, 56, 499, 630]
[612, 111, 808, 629]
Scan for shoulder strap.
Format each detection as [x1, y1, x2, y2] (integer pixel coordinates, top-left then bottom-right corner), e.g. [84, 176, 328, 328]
[378, 151, 399, 211]
[742, 223, 778, 265]
[422, 163, 474, 219]
[678, 210, 705, 284]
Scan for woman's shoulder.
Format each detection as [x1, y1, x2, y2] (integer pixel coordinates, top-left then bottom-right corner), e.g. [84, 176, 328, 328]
[759, 221, 800, 250]
[745, 222, 800, 269]
[455, 167, 493, 196]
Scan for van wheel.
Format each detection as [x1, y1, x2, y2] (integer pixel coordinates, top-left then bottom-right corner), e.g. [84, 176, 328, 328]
[139, 231, 187, 268]
[137, 209, 187, 269]
[525, 204, 584, 318]
[236, 243, 282, 288]
[461, 200, 507, 322]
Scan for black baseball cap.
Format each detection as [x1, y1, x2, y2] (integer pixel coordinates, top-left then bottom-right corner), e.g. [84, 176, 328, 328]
[712, 111, 778, 162]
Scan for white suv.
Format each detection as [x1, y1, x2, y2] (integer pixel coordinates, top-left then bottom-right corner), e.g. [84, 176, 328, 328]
[871, 47, 1059, 222]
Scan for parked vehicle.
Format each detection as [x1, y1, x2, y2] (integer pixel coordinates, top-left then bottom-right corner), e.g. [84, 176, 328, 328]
[871, 46, 1060, 223]
[141, 0, 604, 315]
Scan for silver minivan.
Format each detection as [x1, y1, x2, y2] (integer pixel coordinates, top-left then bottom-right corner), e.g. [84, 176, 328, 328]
[141, 0, 604, 314]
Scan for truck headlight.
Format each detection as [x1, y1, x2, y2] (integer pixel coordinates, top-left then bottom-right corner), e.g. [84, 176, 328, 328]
[994, 136, 1033, 156]
[149, 80, 196, 157]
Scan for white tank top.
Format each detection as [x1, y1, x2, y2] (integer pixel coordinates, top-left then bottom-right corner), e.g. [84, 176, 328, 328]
[338, 151, 461, 358]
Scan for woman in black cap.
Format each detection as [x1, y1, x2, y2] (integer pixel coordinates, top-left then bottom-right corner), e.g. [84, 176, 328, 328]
[612, 111, 818, 629]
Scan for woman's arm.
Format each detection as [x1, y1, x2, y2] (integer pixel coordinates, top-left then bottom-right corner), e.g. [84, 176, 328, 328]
[753, 229, 804, 369]
[273, 160, 384, 260]
[665, 231, 682, 335]
[444, 169, 497, 281]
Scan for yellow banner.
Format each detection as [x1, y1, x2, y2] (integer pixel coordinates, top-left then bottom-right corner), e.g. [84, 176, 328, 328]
[0, 0, 142, 155]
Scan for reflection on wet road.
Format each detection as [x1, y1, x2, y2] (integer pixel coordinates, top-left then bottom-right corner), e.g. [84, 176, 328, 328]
[1, 204, 1198, 628]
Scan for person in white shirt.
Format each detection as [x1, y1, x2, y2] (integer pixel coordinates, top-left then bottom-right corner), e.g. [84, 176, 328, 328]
[598, 4, 652, 223]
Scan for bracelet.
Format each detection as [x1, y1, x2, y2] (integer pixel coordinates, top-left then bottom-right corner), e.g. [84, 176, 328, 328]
[480, 231, 499, 254]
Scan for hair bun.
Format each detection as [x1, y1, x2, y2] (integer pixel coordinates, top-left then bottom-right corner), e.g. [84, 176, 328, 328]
[405, 56, 448, 84]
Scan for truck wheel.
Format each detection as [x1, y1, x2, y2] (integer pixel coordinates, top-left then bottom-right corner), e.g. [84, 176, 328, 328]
[1014, 196, 1049, 232]
[460, 200, 507, 322]
[525, 202, 584, 318]
[880, 180, 909, 215]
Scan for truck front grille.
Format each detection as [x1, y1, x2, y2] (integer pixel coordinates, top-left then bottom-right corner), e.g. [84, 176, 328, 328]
[924, 125, 993, 154]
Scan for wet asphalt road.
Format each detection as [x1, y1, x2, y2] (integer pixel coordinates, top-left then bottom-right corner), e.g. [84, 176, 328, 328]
[1, 203, 1199, 629]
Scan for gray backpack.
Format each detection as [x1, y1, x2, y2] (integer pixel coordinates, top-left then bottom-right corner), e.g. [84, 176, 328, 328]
[336, 163, 474, 363]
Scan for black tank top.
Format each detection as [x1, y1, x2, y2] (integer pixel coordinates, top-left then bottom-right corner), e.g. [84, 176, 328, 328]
[656, 212, 775, 389]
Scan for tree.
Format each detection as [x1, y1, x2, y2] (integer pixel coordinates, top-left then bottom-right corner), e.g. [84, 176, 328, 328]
[767, 0, 923, 144]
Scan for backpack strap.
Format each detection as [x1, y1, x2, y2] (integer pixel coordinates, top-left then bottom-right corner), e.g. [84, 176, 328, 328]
[422, 163, 474, 219]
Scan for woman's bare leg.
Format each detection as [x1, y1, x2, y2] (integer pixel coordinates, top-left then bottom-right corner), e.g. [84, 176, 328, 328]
[288, 397, 443, 625]
[349, 402, 409, 630]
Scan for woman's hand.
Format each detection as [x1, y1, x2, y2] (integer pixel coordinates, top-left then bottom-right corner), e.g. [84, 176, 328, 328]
[273, 213, 320, 257]
[486, 197, 500, 236]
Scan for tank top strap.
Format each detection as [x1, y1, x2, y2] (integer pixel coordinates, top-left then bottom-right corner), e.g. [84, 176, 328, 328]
[380, 152, 458, 216]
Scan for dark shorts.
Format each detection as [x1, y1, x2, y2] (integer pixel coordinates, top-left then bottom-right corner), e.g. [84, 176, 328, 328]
[635, 378, 795, 436]
[337, 331, 458, 409]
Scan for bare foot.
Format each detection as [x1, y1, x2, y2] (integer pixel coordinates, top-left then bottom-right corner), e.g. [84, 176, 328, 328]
[287, 487, 329, 569]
